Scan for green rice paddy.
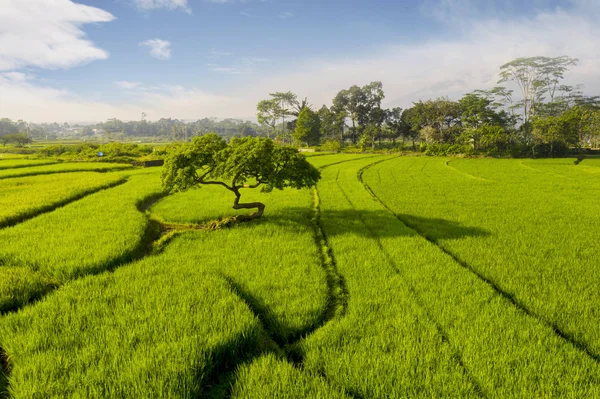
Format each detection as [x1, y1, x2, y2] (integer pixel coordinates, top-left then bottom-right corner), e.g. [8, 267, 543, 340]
[0, 155, 599, 398]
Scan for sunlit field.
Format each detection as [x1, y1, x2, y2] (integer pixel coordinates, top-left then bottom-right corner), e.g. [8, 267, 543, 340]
[1, 155, 599, 398]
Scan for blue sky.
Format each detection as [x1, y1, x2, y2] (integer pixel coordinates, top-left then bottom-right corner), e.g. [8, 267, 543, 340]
[0, 0, 598, 122]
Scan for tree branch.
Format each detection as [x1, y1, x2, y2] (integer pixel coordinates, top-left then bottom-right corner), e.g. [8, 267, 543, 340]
[196, 178, 235, 192]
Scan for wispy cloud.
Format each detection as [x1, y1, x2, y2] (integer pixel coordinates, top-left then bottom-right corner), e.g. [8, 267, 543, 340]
[4, 0, 600, 123]
[114, 81, 141, 89]
[279, 11, 294, 20]
[206, 50, 234, 60]
[0, 0, 114, 71]
[207, 65, 242, 74]
[132, 0, 191, 13]
[139, 39, 172, 60]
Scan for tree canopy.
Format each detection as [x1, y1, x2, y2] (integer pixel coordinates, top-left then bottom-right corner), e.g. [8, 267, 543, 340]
[161, 134, 321, 220]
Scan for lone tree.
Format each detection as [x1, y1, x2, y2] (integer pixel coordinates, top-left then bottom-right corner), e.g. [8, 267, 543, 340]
[162, 134, 321, 221]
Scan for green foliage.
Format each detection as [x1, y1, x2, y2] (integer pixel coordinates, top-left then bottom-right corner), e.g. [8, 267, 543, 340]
[256, 99, 281, 137]
[320, 139, 341, 153]
[0, 133, 31, 147]
[162, 134, 321, 197]
[423, 142, 473, 156]
[294, 107, 321, 146]
[38, 142, 155, 162]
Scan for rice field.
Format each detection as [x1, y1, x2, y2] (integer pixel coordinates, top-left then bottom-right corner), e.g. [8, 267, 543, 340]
[1, 154, 599, 398]
[0, 160, 57, 170]
[0, 162, 131, 179]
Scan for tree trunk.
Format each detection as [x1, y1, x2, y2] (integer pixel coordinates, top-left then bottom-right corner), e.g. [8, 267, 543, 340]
[232, 193, 265, 221]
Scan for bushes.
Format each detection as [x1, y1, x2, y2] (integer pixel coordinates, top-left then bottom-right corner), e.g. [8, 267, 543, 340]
[319, 140, 341, 153]
[423, 143, 473, 156]
[39, 142, 156, 163]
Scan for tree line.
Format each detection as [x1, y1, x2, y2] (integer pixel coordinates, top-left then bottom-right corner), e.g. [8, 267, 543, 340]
[257, 56, 600, 156]
[2, 55, 599, 157]
[0, 117, 269, 143]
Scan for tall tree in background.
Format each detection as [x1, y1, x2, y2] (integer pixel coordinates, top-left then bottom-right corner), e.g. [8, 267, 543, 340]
[294, 107, 321, 146]
[269, 91, 298, 143]
[257, 99, 281, 139]
[498, 56, 578, 124]
[385, 107, 411, 145]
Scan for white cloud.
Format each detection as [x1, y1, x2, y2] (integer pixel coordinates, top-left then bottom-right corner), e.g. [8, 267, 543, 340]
[140, 39, 172, 60]
[279, 12, 293, 20]
[0, 73, 242, 122]
[0, 0, 114, 71]
[133, 0, 191, 12]
[3, 1, 600, 123]
[114, 81, 141, 89]
[242, 1, 600, 112]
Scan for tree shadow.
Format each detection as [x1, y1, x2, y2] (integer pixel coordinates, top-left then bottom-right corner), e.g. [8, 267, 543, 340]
[260, 208, 490, 241]
[394, 213, 490, 241]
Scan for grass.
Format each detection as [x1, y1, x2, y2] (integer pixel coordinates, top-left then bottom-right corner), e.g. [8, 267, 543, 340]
[0, 245, 265, 398]
[361, 156, 600, 396]
[1, 154, 599, 397]
[0, 160, 57, 170]
[230, 354, 350, 398]
[149, 183, 328, 344]
[0, 162, 132, 179]
[0, 172, 126, 228]
[299, 156, 480, 398]
[1, 174, 336, 396]
[0, 154, 27, 160]
[0, 170, 164, 312]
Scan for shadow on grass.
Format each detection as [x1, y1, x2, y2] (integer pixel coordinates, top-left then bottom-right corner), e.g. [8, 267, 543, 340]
[260, 208, 490, 241]
[0, 219, 162, 316]
[0, 345, 8, 398]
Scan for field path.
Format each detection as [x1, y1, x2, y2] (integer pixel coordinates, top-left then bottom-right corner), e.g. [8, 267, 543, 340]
[360, 157, 600, 397]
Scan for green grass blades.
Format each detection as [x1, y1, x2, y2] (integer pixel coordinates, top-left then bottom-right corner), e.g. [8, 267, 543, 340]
[361, 156, 600, 396]
[366, 157, 600, 355]
[0, 244, 264, 398]
[0, 162, 131, 179]
[150, 185, 328, 344]
[0, 160, 57, 170]
[0, 154, 27, 160]
[300, 156, 480, 398]
[0, 172, 125, 228]
[230, 354, 351, 398]
[0, 170, 164, 312]
[0, 268, 55, 316]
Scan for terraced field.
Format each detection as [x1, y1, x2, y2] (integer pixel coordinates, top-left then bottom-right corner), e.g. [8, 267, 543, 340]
[0, 155, 599, 398]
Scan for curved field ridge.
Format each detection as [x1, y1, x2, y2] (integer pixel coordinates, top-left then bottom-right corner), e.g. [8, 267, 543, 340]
[0, 162, 132, 179]
[0, 248, 264, 398]
[0, 160, 57, 170]
[0, 172, 126, 229]
[362, 156, 600, 396]
[0, 163, 351, 397]
[2, 154, 599, 397]
[300, 156, 481, 398]
[0, 171, 165, 313]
